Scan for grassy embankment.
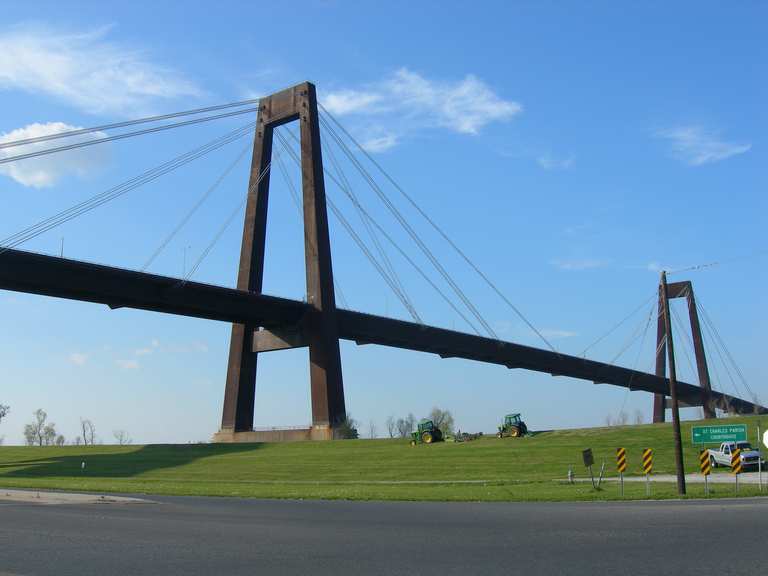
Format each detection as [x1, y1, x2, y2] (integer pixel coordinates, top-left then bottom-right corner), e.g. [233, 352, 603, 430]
[1, 415, 766, 502]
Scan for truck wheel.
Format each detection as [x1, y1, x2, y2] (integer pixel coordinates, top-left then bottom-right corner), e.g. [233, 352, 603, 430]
[710, 456, 717, 468]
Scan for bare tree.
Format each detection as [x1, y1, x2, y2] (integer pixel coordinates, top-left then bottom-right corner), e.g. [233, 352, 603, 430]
[23, 409, 49, 446]
[80, 419, 96, 446]
[615, 411, 628, 426]
[396, 413, 416, 438]
[385, 415, 396, 438]
[367, 420, 377, 439]
[0, 404, 8, 424]
[42, 423, 57, 446]
[428, 407, 455, 435]
[604, 414, 613, 427]
[55, 434, 66, 447]
[633, 409, 644, 425]
[113, 430, 132, 445]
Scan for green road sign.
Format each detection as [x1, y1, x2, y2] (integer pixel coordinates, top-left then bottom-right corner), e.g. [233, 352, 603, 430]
[691, 424, 747, 445]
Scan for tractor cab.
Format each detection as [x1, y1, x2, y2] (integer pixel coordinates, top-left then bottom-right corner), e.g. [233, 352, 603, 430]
[497, 413, 528, 438]
[504, 414, 523, 427]
[410, 418, 444, 445]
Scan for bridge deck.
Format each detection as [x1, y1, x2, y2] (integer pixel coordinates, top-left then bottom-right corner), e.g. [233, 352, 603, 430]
[0, 248, 763, 415]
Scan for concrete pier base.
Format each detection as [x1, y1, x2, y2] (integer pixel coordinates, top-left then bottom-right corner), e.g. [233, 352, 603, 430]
[213, 425, 333, 443]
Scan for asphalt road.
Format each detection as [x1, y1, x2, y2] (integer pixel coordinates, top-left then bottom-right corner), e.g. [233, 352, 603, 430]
[1, 493, 766, 575]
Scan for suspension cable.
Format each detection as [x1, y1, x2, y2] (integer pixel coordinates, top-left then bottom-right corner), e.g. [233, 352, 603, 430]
[272, 143, 350, 310]
[322, 125, 415, 314]
[274, 132, 421, 322]
[0, 106, 259, 166]
[581, 292, 657, 358]
[183, 161, 272, 283]
[142, 142, 252, 271]
[319, 104, 554, 351]
[695, 298, 756, 401]
[0, 121, 256, 255]
[316, 115, 497, 338]
[276, 130, 481, 333]
[0, 98, 261, 150]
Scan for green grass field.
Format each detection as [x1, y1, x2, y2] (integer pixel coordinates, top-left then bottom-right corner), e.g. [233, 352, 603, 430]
[1, 415, 766, 502]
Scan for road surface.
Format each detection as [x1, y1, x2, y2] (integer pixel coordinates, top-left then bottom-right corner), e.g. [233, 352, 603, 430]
[1, 492, 765, 575]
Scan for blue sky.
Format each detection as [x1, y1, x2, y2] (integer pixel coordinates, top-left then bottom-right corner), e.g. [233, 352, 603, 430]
[0, 2, 765, 444]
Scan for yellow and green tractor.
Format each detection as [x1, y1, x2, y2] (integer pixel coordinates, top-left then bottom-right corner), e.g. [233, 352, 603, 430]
[410, 418, 444, 445]
[497, 413, 528, 438]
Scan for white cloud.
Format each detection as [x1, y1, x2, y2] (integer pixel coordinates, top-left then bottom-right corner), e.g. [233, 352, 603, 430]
[134, 347, 153, 356]
[323, 90, 384, 116]
[0, 25, 200, 116]
[361, 132, 398, 153]
[116, 359, 139, 370]
[656, 125, 751, 166]
[541, 329, 578, 339]
[319, 68, 521, 150]
[552, 259, 608, 271]
[537, 153, 575, 171]
[0, 121, 107, 188]
[68, 352, 88, 366]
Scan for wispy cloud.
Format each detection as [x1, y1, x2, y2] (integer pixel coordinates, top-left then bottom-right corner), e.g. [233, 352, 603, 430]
[0, 122, 107, 188]
[655, 125, 751, 166]
[320, 68, 521, 151]
[134, 338, 160, 356]
[541, 329, 578, 339]
[551, 258, 608, 271]
[116, 359, 139, 370]
[537, 153, 575, 171]
[68, 352, 88, 366]
[0, 25, 200, 116]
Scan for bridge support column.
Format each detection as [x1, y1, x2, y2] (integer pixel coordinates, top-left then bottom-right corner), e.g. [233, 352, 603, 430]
[219, 82, 345, 439]
[651, 280, 715, 423]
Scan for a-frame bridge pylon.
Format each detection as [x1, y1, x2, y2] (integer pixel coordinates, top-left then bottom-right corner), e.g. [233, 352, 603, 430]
[653, 280, 715, 423]
[218, 82, 346, 441]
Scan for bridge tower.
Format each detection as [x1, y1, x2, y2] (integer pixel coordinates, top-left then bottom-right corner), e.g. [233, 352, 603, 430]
[216, 82, 346, 441]
[653, 279, 715, 423]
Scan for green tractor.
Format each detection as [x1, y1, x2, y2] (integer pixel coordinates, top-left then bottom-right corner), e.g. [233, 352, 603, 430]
[497, 413, 528, 438]
[410, 419, 444, 445]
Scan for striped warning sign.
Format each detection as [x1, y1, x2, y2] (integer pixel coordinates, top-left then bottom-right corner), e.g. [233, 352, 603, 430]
[731, 448, 742, 475]
[699, 450, 711, 476]
[642, 448, 653, 474]
[616, 447, 627, 473]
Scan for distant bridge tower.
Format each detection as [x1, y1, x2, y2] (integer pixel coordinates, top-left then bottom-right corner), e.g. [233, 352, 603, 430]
[653, 280, 715, 423]
[216, 82, 346, 442]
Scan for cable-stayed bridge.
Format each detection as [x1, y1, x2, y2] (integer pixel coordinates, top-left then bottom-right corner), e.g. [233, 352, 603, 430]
[1, 82, 764, 440]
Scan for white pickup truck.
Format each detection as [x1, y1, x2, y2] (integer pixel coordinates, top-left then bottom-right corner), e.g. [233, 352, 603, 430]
[708, 441, 765, 469]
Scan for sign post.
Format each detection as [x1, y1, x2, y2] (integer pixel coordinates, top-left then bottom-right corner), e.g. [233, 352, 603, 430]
[642, 448, 653, 496]
[691, 424, 747, 445]
[699, 449, 711, 496]
[731, 447, 742, 493]
[758, 424, 763, 493]
[616, 448, 627, 497]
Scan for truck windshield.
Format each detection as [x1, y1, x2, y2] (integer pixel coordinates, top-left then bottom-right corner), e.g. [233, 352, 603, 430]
[736, 442, 753, 451]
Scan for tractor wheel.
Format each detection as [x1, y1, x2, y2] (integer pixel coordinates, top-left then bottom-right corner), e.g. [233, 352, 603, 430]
[422, 431, 434, 444]
[509, 426, 520, 438]
[496, 431, 503, 439]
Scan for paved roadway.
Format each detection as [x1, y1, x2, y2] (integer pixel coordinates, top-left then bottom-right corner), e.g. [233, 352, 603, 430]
[1, 493, 766, 575]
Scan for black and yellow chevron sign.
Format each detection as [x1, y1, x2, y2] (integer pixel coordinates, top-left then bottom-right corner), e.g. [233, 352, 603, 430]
[699, 450, 711, 476]
[641, 448, 653, 474]
[731, 448, 742, 475]
[616, 447, 627, 473]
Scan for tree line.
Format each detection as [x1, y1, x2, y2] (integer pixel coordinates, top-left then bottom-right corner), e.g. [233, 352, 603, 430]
[385, 407, 455, 438]
[0, 404, 131, 446]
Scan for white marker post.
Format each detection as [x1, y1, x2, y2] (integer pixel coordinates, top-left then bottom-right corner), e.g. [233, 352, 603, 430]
[759, 424, 763, 493]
